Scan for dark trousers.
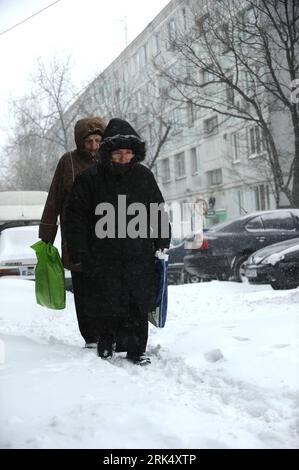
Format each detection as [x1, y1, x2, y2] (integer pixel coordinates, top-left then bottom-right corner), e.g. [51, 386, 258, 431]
[71, 271, 99, 343]
[99, 303, 149, 356]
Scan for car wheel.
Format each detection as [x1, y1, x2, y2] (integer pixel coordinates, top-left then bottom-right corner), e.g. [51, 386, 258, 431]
[270, 276, 298, 290]
[186, 273, 200, 283]
[233, 255, 250, 282]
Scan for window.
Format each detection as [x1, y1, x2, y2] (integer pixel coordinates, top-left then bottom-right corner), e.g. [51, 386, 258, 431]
[148, 122, 154, 144]
[231, 131, 241, 163]
[202, 68, 214, 83]
[226, 76, 235, 108]
[168, 18, 176, 47]
[132, 53, 139, 74]
[253, 184, 270, 210]
[245, 216, 263, 231]
[196, 13, 209, 35]
[207, 168, 222, 186]
[190, 148, 198, 174]
[204, 116, 219, 135]
[220, 23, 231, 54]
[175, 152, 186, 178]
[136, 90, 142, 110]
[185, 65, 194, 82]
[143, 44, 147, 63]
[153, 33, 160, 56]
[239, 7, 255, 41]
[172, 108, 182, 133]
[248, 126, 266, 157]
[181, 200, 189, 222]
[161, 158, 171, 183]
[243, 70, 256, 96]
[187, 101, 195, 127]
[182, 7, 187, 30]
[261, 212, 295, 231]
[159, 85, 168, 98]
[153, 76, 160, 98]
[123, 62, 129, 83]
[139, 47, 145, 68]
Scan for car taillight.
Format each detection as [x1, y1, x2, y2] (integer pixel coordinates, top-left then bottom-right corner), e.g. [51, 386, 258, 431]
[201, 238, 209, 250]
[0, 268, 20, 276]
[194, 237, 209, 249]
[185, 234, 209, 250]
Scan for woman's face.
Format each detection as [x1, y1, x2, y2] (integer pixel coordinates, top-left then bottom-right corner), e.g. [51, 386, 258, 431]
[111, 148, 134, 164]
[84, 134, 102, 155]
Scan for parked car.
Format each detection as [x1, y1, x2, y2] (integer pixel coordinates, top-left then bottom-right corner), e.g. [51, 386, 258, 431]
[184, 209, 299, 282]
[168, 240, 200, 284]
[0, 225, 72, 290]
[245, 237, 299, 290]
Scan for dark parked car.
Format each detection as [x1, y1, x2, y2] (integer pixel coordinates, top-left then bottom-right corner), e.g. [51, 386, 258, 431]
[245, 237, 299, 290]
[168, 240, 200, 284]
[184, 209, 299, 282]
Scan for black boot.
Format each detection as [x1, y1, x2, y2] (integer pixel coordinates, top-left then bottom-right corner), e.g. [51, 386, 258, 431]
[126, 352, 151, 366]
[97, 337, 113, 359]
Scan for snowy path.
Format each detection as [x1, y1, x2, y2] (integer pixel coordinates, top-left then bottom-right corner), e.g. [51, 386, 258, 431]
[0, 278, 298, 449]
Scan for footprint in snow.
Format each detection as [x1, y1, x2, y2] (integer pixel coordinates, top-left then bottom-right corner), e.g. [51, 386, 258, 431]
[204, 349, 224, 362]
[233, 336, 250, 341]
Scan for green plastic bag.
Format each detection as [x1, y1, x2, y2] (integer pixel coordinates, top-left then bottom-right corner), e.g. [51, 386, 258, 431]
[31, 240, 65, 310]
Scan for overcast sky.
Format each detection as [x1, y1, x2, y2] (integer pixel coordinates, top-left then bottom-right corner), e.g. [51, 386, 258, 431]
[0, 0, 170, 144]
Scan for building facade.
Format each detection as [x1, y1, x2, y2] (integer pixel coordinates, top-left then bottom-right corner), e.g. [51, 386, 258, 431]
[67, 0, 294, 240]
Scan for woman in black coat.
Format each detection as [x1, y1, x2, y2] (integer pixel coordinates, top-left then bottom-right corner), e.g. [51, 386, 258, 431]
[65, 118, 171, 365]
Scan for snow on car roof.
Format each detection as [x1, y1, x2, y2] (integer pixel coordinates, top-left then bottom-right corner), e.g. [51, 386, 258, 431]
[0, 225, 61, 266]
[266, 240, 299, 266]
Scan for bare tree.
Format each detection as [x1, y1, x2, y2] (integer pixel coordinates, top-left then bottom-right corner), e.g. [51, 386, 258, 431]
[156, 0, 299, 207]
[4, 56, 84, 189]
[79, 66, 175, 172]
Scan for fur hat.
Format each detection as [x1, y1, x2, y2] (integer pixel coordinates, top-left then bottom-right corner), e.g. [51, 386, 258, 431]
[74, 117, 106, 150]
[99, 118, 146, 162]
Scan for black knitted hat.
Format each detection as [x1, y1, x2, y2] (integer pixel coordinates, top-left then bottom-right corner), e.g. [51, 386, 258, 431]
[99, 118, 146, 162]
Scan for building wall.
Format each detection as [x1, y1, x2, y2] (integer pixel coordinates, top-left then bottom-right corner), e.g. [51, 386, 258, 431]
[65, 0, 291, 236]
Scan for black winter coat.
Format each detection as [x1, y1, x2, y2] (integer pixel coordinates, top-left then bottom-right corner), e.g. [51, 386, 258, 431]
[65, 162, 171, 319]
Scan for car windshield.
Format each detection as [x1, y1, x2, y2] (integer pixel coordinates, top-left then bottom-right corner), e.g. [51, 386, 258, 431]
[254, 237, 299, 257]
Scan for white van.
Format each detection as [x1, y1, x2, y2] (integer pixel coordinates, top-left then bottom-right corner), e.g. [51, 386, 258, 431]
[0, 192, 73, 289]
[0, 191, 48, 231]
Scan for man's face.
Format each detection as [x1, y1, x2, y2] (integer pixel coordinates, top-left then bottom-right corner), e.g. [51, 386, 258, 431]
[111, 148, 134, 164]
[84, 134, 102, 155]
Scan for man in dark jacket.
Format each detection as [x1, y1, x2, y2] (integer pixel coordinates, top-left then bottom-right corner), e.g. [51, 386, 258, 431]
[65, 118, 171, 365]
[39, 117, 106, 348]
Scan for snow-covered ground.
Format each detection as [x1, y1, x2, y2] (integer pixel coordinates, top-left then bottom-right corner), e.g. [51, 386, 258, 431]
[0, 277, 298, 449]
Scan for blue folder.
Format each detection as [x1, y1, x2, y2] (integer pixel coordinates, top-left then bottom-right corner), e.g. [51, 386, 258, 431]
[148, 253, 168, 328]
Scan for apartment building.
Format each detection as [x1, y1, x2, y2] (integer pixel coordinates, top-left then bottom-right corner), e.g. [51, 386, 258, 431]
[66, 0, 294, 239]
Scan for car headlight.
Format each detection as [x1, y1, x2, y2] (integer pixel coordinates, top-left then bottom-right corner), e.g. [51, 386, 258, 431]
[260, 254, 285, 265]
